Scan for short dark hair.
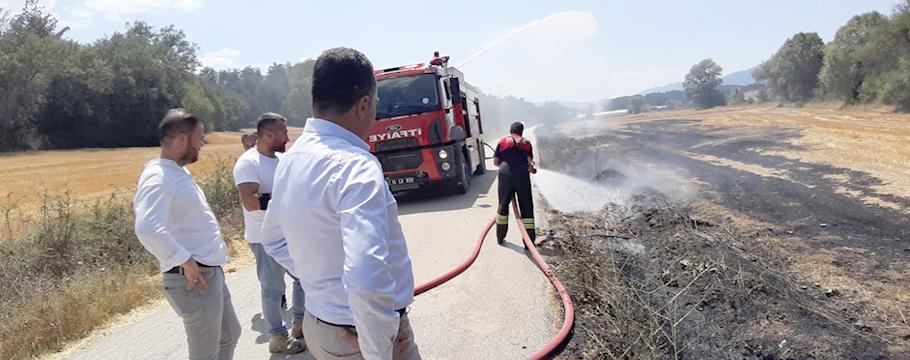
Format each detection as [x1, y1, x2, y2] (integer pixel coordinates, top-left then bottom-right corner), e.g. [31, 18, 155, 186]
[312, 47, 376, 115]
[434, 51, 439, 57]
[256, 112, 287, 133]
[510, 122, 524, 136]
[159, 108, 201, 142]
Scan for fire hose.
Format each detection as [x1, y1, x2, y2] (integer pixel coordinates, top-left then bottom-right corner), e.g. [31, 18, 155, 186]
[412, 199, 575, 359]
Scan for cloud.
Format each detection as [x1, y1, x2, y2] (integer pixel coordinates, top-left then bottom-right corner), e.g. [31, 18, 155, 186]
[71, 0, 204, 22]
[199, 48, 241, 70]
[172, 0, 202, 12]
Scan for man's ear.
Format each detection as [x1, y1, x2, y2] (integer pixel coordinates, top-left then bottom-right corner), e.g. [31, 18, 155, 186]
[361, 95, 372, 112]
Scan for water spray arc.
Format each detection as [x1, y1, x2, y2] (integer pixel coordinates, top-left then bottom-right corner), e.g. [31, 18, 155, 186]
[457, 12, 583, 68]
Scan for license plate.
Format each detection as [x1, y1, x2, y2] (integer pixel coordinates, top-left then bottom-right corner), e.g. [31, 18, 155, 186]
[387, 177, 416, 186]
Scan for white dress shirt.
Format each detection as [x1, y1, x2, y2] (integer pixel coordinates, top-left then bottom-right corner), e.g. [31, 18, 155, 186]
[134, 158, 228, 272]
[232, 147, 279, 243]
[260, 118, 415, 360]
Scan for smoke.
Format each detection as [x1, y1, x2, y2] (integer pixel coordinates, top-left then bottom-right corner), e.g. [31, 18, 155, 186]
[527, 126, 695, 213]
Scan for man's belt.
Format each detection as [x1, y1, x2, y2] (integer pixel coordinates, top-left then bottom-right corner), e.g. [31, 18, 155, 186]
[317, 308, 408, 329]
[164, 261, 218, 274]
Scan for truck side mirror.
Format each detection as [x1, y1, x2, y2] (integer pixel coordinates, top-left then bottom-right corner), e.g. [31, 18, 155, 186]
[450, 77, 462, 105]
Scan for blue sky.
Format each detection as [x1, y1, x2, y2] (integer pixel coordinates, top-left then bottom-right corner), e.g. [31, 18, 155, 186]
[1, 0, 900, 102]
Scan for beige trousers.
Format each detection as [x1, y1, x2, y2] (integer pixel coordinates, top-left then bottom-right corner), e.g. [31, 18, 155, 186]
[303, 310, 421, 360]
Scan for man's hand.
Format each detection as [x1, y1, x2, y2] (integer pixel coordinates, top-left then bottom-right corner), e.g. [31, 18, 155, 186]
[181, 259, 207, 291]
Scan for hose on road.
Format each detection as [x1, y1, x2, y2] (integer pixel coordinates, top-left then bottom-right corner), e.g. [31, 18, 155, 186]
[412, 199, 575, 359]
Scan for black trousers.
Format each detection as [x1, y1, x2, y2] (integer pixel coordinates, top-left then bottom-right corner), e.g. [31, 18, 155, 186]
[496, 174, 535, 244]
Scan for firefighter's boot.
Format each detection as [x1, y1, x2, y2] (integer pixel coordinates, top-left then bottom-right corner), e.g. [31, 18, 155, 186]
[521, 218, 536, 249]
[495, 214, 509, 245]
[496, 224, 507, 245]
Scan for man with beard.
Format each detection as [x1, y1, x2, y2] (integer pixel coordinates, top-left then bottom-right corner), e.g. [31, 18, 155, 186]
[232, 112, 306, 354]
[134, 108, 241, 360]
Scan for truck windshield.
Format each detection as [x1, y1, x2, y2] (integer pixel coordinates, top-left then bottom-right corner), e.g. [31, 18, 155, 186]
[376, 74, 440, 119]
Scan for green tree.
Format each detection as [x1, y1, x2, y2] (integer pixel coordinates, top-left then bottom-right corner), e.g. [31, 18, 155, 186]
[819, 12, 888, 104]
[683, 59, 725, 108]
[0, 0, 71, 149]
[284, 59, 315, 123]
[866, 1, 910, 110]
[88, 22, 198, 147]
[627, 95, 646, 114]
[728, 88, 746, 105]
[755, 32, 825, 102]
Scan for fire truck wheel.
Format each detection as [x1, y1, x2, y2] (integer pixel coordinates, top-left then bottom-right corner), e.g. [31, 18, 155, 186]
[474, 143, 486, 175]
[455, 154, 470, 195]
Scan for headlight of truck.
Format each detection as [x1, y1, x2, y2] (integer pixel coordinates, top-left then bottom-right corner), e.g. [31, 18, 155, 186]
[438, 149, 448, 159]
[441, 162, 451, 171]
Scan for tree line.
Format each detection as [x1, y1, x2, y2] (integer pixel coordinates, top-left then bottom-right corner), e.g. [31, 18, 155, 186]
[0, 1, 573, 152]
[683, 1, 910, 110]
[0, 2, 323, 151]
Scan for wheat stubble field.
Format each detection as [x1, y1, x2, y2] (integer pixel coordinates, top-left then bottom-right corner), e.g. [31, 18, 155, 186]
[0, 127, 304, 208]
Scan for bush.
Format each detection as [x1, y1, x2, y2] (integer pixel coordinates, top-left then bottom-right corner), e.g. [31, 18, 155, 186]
[0, 159, 243, 360]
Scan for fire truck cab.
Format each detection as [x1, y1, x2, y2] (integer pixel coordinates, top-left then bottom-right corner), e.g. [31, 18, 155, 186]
[370, 62, 485, 194]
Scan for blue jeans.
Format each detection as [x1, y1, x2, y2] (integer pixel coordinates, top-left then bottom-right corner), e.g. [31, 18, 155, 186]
[249, 243, 305, 336]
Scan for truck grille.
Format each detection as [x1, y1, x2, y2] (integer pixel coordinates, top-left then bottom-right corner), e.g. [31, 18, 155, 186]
[375, 138, 419, 152]
[378, 151, 423, 171]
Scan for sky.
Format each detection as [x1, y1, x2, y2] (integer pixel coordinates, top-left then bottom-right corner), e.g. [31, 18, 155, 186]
[0, 0, 900, 102]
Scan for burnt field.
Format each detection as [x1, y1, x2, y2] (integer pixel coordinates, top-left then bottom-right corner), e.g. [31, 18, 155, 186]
[535, 117, 910, 359]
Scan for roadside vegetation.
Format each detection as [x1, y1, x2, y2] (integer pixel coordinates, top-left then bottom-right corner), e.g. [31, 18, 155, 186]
[0, 159, 246, 360]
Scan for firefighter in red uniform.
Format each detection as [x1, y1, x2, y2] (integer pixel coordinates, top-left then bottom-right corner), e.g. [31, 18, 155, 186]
[494, 122, 537, 248]
[430, 51, 449, 66]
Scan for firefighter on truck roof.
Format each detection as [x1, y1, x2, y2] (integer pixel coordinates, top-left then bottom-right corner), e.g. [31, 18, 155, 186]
[493, 122, 537, 248]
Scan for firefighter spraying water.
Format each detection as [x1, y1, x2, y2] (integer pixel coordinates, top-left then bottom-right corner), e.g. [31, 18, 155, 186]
[494, 122, 537, 248]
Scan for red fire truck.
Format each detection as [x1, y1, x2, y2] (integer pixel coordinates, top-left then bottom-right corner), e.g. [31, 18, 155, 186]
[369, 62, 486, 194]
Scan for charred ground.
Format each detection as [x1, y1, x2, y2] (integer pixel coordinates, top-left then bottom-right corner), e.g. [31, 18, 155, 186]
[536, 119, 910, 359]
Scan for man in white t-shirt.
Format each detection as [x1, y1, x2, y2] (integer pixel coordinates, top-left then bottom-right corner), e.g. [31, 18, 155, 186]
[232, 112, 306, 354]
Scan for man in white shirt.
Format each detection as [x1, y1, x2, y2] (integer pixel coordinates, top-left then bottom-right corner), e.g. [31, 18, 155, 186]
[260, 47, 420, 360]
[233, 112, 306, 354]
[133, 109, 241, 360]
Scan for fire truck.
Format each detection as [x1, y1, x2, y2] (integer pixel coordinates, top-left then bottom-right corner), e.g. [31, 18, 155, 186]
[369, 62, 486, 194]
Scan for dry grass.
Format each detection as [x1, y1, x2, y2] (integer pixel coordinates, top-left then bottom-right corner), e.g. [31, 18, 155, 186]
[0, 156, 254, 360]
[612, 104, 910, 200]
[546, 197, 905, 359]
[0, 128, 303, 209]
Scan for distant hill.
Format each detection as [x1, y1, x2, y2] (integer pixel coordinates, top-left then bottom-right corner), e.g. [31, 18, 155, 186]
[534, 100, 593, 111]
[639, 65, 759, 94]
[722, 66, 759, 86]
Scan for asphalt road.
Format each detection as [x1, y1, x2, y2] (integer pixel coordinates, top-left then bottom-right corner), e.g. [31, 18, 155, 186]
[61, 158, 557, 360]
